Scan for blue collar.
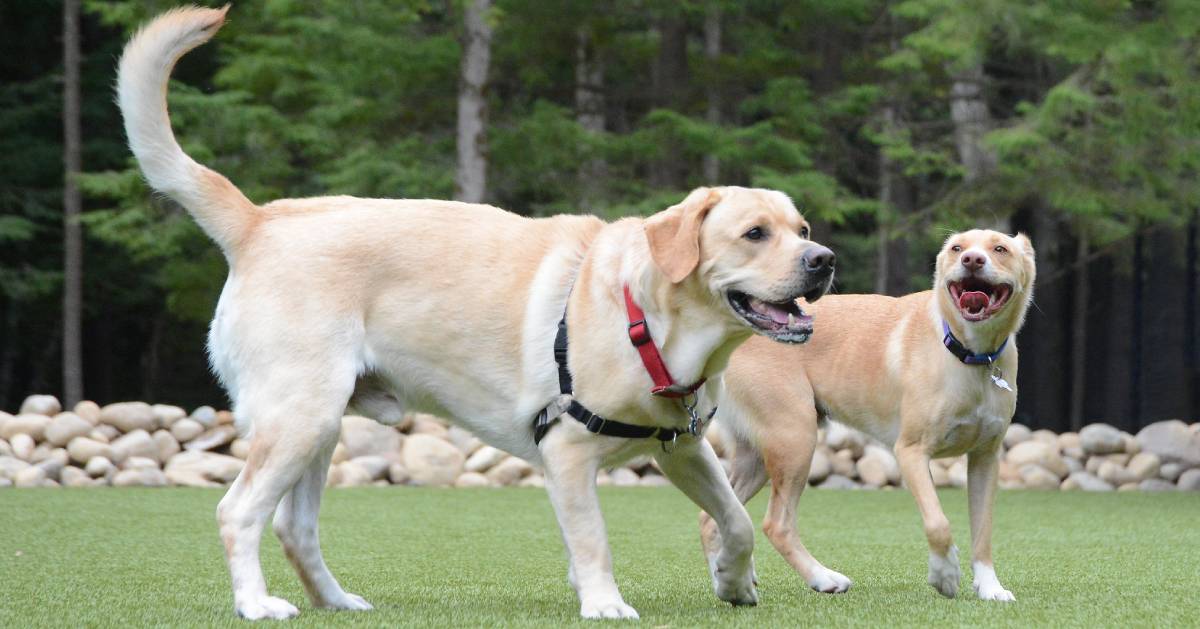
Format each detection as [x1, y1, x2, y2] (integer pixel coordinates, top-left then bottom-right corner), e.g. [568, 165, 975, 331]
[941, 320, 1008, 365]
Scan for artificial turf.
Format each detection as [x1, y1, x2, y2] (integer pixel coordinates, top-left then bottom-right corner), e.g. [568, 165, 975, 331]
[0, 487, 1195, 627]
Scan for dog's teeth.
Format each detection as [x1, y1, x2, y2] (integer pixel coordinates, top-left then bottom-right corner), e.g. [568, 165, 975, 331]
[788, 313, 795, 328]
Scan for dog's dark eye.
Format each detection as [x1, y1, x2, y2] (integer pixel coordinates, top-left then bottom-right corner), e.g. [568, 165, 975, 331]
[951, 245, 963, 252]
[800, 226, 810, 239]
[994, 245, 1008, 254]
[744, 227, 766, 241]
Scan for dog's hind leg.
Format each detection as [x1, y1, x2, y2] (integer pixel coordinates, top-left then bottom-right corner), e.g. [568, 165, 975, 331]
[216, 366, 355, 620]
[273, 435, 372, 611]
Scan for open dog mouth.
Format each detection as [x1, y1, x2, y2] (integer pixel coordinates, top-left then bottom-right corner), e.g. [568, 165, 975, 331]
[727, 290, 814, 343]
[948, 277, 1013, 322]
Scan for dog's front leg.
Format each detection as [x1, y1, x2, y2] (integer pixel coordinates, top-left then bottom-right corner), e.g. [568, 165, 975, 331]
[541, 435, 639, 619]
[656, 437, 758, 606]
[896, 441, 960, 598]
[967, 442, 1015, 601]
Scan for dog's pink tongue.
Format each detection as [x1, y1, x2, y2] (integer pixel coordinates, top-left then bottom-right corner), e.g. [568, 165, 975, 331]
[959, 291, 990, 313]
[750, 298, 790, 324]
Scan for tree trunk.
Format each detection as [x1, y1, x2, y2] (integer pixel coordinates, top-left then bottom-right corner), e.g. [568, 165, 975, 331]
[650, 14, 689, 189]
[455, 0, 492, 203]
[575, 24, 606, 209]
[703, 2, 721, 183]
[62, 0, 84, 407]
[949, 63, 1005, 231]
[1068, 231, 1089, 431]
[1187, 208, 1198, 421]
[0, 301, 18, 411]
[874, 105, 914, 296]
[1130, 231, 1145, 425]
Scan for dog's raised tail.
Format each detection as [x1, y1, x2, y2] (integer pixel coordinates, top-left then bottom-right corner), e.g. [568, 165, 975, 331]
[116, 5, 257, 253]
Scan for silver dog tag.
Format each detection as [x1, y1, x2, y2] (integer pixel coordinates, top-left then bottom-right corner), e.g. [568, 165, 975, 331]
[990, 367, 1014, 392]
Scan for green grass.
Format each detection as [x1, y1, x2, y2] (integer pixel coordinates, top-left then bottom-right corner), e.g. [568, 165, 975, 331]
[0, 488, 1196, 628]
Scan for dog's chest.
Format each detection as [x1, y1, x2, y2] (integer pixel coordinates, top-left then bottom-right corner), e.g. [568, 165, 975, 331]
[934, 406, 1009, 457]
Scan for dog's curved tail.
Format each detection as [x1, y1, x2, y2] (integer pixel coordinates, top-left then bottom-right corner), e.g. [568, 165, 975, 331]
[116, 5, 257, 254]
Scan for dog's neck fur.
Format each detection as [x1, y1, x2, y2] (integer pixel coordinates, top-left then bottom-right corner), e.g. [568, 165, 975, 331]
[932, 278, 1030, 360]
[563, 218, 747, 425]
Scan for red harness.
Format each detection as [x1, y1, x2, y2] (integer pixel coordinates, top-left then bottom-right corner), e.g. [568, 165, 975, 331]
[622, 285, 706, 398]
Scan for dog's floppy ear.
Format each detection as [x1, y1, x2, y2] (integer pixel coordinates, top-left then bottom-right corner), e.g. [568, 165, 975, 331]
[644, 187, 722, 283]
[1014, 232, 1035, 260]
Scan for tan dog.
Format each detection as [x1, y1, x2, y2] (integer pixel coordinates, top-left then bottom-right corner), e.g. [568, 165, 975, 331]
[116, 7, 836, 621]
[708, 230, 1035, 601]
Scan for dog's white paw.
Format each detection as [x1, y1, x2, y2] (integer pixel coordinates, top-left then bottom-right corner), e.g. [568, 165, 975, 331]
[318, 591, 374, 611]
[807, 565, 853, 594]
[927, 546, 960, 598]
[713, 563, 759, 606]
[236, 595, 300, 620]
[972, 562, 1015, 602]
[580, 598, 639, 620]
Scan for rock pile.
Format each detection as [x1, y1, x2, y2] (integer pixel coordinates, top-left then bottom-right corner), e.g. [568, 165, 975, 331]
[1, 395, 1197, 491]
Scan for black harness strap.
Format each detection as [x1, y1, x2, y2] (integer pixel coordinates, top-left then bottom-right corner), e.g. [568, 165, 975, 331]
[533, 313, 686, 446]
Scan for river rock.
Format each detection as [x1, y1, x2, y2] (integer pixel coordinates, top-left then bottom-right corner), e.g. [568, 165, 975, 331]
[1139, 478, 1177, 492]
[170, 418, 204, 443]
[152, 404, 187, 428]
[45, 413, 92, 447]
[73, 400, 101, 424]
[10, 433, 34, 461]
[1079, 423, 1124, 455]
[1031, 429, 1059, 449]
[1126, 452, 1161, 481]
[830, 449, 856, 478]
[335, 461, 373, 487]
[1019, 464, 1060, 490]
[189, 406, 217, 429]
[14, 465, 47, 487]
[349, 455, 391, 481]
[1178, 469, 1200, 491]
[342, 415, 404, 462]
[929, 461, 951, 487]
[1007, 441, 1068, 478]
[410, 414, 449, 438]
[402, 434, 464, 486]
[388, 462, 410, 485]
[85, 456, 115, 478]
[19, 394, 61, 417]
[856, 445, 899, 487]
[808, 447, 833, 484]
[230, 438, 250, 460]
[1136, 420, 1200, 467]
[465, 446, 506, 473]
[817, 474, 860, 490]
[486, 456, 532, 486]
[610, 467, 640, 487]
[216, 410, 236, 426]
[0, 456, 31, 480]
[164, 469, 221, 488]
[1160, 462, 1184, 482]
[521, 474, 548, 488]
[99, 402, 157, 433]
[67, 437, 114, 465]
[183, 425, 237, 452]
[1, 414, 49, 441]
[0, 439, 9, 458]
[111, 430, 158, 464]
[454, 472, 490, 488]
[1064, 471, 1113, 491]
[1003, 423, 1032, 448]
[947, 458, 968, 488]
[1097, 460, 1135, 486]
[112, 466, 168, 487]
[446, 425, 482, 456]
[92, 424, 119, 442]
[153, 430, 180, 463]
[825, 422, 866, 458]
[165, 451, 244, 483]
[60, 466, 92, 487]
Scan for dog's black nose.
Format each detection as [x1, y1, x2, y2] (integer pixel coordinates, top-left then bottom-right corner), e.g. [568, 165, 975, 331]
[961, 252, 986, 271]
[803, 246, 835, 273]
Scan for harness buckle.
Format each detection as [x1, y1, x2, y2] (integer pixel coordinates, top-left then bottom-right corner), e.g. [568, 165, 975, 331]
[628, 320, 652, 346]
